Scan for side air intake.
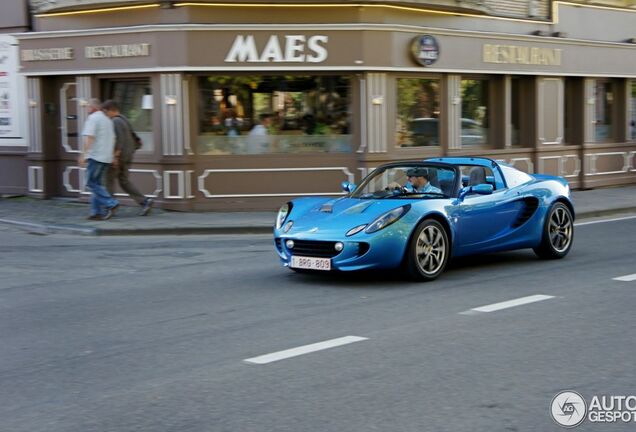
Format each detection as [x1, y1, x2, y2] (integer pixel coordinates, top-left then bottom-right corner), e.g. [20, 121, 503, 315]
[511, 197, 539, 228]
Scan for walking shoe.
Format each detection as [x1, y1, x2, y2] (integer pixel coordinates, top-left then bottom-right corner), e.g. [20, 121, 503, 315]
[103, 203, 119, 220]
[139, 198, 154, 216]
[86, 214, 104, 221]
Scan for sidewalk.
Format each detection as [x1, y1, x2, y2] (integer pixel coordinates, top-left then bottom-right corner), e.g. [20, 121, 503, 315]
[0, 197, 275, 236]
[1, 185, 635, 236]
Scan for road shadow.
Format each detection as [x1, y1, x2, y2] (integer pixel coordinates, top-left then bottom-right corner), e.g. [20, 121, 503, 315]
[282, 249, 542, 289]
[446, 250, 540, 272]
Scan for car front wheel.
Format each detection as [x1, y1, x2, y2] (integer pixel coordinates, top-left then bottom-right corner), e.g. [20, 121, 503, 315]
[533, 202, 574, 259]
[406, 219, 450, 281]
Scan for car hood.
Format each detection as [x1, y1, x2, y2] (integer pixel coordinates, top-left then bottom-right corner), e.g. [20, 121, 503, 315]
[287, 197, 412, 236]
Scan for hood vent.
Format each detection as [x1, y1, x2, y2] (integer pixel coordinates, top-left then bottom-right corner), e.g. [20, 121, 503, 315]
[511, 197, 539, 228]
[319, 203, 333, 213]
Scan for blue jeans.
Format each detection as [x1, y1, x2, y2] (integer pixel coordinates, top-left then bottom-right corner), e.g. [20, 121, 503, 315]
[86, 159, 118, 216]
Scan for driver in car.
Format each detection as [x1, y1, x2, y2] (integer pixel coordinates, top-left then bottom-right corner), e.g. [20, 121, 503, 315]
[404, 168, 442, 194]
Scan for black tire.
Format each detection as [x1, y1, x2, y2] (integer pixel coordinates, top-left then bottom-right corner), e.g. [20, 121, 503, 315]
[533, 202, 574, 259]
[406, 219, 450, 281]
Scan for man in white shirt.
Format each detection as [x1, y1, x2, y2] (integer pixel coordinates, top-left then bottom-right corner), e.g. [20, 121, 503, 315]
[78, 98, 119, 220]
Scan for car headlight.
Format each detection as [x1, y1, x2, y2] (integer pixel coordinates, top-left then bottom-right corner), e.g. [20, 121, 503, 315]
[364, 205, 411, 234]
[275, 203, 292, 229]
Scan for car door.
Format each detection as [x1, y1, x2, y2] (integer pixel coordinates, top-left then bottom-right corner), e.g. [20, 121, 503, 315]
[455, 190, 523, 247]
[453, 165, 521, 251]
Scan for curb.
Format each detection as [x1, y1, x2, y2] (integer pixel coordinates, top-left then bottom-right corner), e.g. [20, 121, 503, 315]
[95, 226, 273, 236]
[0, 217, 273, 236]
[0, 218, 98, 236]
[1, 206, 635, 236]
[574, 207, 636, 220]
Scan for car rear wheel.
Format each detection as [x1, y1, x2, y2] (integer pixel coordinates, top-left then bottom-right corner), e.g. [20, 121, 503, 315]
[533, 202, 573, 259]
[406, 219, 450, 281]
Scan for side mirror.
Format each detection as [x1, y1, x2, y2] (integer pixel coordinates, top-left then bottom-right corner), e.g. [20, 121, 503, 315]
[341, 181, 356, 193]
[456, 184, 494, 203]
[473, 184, 494, 195]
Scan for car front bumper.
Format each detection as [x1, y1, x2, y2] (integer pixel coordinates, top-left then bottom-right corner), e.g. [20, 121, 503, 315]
[274, 231, 408, 272]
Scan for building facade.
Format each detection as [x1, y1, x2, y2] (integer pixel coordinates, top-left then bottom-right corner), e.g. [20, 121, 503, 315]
[0, 0, 30, 196]
[3, 0, 636, 210]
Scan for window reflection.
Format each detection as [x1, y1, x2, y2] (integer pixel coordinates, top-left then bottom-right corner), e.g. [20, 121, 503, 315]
[197, 75, 351, 155]
[511, 77, 521, 146]
[396, 78, 440, 147]
[461, 78, 489, 146]
[594, 79, 614, 142]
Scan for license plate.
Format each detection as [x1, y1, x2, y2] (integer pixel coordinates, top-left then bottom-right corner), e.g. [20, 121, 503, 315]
[290, 256, 331, 271]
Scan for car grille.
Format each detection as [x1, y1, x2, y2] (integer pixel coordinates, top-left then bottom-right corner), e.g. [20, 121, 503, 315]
[274, 238, 283, 253]
[290, 240, 342, 258]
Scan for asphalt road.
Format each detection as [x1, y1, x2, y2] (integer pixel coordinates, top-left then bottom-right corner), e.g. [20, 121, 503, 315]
[1, 215, 635, 432]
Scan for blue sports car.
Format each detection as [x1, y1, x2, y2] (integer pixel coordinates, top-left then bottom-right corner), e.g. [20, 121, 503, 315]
[273, 157, 574, 281]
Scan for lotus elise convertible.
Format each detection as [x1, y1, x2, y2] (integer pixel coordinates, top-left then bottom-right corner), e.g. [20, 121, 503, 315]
[273, 157, 574, 281]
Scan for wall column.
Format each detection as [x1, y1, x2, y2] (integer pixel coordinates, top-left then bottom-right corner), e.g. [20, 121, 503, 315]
[159, 73, 194, 207]
[364, 73, 388, 153]
[26, 77, 45, 196]
[446, 74, 461, 151]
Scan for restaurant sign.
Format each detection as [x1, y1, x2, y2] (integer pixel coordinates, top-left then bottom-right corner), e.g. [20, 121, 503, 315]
[483, 44, 562, 66]
[21, 43, 152, 62]
[85, 43, 150, 59]
[224, 35, 329, 63]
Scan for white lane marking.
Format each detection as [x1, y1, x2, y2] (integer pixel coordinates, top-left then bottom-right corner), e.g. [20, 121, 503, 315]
[613, 274, 636, 282]
[244, 336, 368, 365]
[465, 295, 555, 314]
[575, 215, 636, 226]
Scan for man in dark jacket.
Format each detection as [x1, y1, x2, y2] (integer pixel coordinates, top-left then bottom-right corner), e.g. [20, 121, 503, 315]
[103, 100, 154, 216]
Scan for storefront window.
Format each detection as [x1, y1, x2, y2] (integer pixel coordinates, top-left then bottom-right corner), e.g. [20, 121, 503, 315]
[396, 78, 440, 147]
[461, 78, 489, 146]
[197, 75, 351, 155]
[103, 79, 153, 151]
[630, 80, 636, 141]
[511, 78, 520, 146]
[594, 79, 614, 142]
[510, 76, 534, 147]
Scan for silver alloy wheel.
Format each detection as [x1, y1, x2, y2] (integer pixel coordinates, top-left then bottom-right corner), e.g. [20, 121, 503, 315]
[549, 206, 573, 253]
[415, 224, 446, 275]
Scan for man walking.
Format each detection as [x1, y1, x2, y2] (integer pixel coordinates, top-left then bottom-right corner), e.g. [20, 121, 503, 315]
[102, 100, 153, 216]
[79, 98, 119, 220]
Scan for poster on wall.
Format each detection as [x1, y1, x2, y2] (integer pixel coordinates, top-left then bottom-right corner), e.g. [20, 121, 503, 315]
[0, 35, 23, 141]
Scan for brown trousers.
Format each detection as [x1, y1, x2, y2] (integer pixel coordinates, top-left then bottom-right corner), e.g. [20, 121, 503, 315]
[105, 160, 146, 206]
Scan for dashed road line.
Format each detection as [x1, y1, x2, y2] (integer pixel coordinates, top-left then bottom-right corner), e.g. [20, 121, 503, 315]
[461, 294, 555, 314]
[244, 335, 368, 365]
[613, 274, 636, 282]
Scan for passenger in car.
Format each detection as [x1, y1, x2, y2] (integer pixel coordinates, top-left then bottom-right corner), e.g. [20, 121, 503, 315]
[468, 166, 487, 186]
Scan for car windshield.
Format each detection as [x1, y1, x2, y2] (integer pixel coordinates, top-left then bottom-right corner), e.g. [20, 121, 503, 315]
[350, 164, 457, 199]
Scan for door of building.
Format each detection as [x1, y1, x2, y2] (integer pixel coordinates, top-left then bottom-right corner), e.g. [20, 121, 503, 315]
[39, 76, 84, 197]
